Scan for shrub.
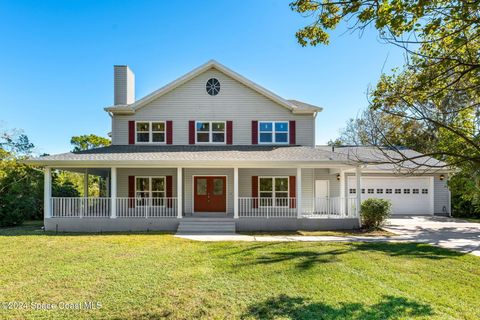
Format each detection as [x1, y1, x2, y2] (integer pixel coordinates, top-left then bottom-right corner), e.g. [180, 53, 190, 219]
[360, 198, 392, 230]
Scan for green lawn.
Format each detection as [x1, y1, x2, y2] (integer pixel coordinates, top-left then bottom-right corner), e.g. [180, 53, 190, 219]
[0, 224, 479, 319]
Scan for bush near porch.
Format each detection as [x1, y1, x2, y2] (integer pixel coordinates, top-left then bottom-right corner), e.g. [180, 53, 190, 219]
[0, 224, 479, 319]
[360, 198, 392, 230]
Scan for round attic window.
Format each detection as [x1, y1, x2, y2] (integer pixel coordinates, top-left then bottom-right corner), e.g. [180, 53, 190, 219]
[206, 78, 220, 96]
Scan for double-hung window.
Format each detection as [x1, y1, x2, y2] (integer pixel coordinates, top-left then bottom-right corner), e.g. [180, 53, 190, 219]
[196, 121, 225, 143]
[136, 121, 166, 143]
[135, 176, 166, 206]
[259, 121, 289, 144]
[259, 177, 289, 207]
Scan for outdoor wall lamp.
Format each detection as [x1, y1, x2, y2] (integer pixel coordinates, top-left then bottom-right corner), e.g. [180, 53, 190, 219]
[336, 174, 341, 181]
[439, 174, 445, 181]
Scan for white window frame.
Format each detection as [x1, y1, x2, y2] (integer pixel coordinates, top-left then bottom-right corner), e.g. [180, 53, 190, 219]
[195, 121, 226, 144]
[258, 176, 290, 208]
[135, 121, 166, 144]
[135, 176, 166, 207]
[258, 121, 289, 144]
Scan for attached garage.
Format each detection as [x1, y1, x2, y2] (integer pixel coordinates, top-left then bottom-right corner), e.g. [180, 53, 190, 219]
[348, 176, 434, 215]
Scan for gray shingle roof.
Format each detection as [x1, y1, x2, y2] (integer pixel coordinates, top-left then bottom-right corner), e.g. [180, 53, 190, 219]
[316, 146, 447, 170]
[27, 145, 448, 171]
[30, 145, 349, 163]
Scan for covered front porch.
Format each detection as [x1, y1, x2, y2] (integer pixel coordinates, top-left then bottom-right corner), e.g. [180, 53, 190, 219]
[43, 165, 363, 231]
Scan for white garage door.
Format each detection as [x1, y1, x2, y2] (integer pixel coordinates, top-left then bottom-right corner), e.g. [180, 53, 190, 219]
[348, 177, 433, 215]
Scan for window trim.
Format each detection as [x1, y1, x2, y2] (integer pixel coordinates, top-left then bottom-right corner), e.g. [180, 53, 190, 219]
[195, 121, 226, 144]
[135, 121, 166, 144]
[135, 176, 167, 207]
[258, 121, 289, 144]
[258, 176, 290, 208]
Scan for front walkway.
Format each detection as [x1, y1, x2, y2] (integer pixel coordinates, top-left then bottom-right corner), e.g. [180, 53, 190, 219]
[175, 216, 480, 256]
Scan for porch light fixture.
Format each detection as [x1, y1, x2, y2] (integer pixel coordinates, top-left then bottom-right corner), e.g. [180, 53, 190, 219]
[439, 174, 445, 181]
[336, 174, 340, 181]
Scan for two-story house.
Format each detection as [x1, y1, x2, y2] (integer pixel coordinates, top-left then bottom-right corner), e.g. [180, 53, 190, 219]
[29, 60, 451, 233]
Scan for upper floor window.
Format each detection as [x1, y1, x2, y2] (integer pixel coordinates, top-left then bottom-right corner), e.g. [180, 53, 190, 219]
[258, 121, 289, 144]
[136, 121, 165, 143]
[196, 121, 225, 143]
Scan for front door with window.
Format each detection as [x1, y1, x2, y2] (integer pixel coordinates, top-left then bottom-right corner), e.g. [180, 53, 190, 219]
[194, 176, 227, 212]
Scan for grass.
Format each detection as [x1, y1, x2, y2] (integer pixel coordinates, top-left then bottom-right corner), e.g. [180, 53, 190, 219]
[242, 229, 396, 237]
[0, 225, 479, 319]
[461, 217, 480, 223]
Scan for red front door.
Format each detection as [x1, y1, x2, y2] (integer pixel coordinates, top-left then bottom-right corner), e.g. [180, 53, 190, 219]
[194, 176, 227, 212]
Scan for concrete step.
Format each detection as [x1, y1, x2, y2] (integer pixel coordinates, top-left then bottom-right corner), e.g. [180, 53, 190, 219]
[176, 220, 236, 235]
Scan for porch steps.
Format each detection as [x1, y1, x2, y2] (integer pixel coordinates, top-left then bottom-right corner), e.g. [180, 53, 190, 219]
[176, 219, 236, 234]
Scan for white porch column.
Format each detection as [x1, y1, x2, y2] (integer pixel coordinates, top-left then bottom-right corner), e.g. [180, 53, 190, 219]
[233, 167, 239, 219]
[106, 172, 110, 197]
[355, 166, 362, 225]
[110, 167, 117, 218]
[44, 167, 51, 218]
[177, 167, 183, 219]
[339, 169, 346, 215]
[296, 167, 302, 218]
[83, 168, 89, 197]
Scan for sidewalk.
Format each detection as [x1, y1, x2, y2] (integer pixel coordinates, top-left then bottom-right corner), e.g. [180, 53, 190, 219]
[175, 216, 480, 256]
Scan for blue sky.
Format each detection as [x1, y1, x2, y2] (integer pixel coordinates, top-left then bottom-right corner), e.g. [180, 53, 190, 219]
[0, 0, 405, 155]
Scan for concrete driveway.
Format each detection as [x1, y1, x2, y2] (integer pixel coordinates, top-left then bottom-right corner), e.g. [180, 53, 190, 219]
[384, 216, 480, 256]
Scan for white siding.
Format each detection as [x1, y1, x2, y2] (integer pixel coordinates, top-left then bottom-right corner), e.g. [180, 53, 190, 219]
[112, 69, 315, 146]
[434, 173, 450, 214]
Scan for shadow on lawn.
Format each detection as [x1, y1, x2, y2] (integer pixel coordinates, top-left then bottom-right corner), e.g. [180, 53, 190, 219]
[230, 242, 463, 270]
[242, 294, 433, 320]
[352, 242, 464, 260]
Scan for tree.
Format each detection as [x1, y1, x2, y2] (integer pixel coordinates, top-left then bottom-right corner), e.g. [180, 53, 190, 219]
[0, 130, 43, 225]
[70, 134, 110, 152]
[291, 0, 480, 216]
[290, 0, 479, 167]
[69, 134, 111, 197]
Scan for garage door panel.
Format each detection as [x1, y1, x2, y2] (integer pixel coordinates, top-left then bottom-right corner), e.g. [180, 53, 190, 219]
[348, 177, 432, 215]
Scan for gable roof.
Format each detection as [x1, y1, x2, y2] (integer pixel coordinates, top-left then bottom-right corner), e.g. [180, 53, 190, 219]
[104, 60, 323, 115]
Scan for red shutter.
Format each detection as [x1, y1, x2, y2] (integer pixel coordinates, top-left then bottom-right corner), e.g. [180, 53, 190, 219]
[252, 176, 258, 208]
[289, 176, 296, 209]
[128, 176, 135, 208]
[289, 120, 296, 145]
[252, 121, 258, 144]
[189, 121, 195, 145]
[166, 121, 173, 145]
[166, 176, 173, 208]
[226, 121, 233, 145]
[128, 121, 135, 144]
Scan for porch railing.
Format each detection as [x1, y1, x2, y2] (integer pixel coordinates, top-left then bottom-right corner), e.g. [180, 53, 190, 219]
[238, 197, 358, 219]
[239, 197, 297, 218]
[51, 197, 177, 218]
[51, 197, 111, 218]
[302, 197, 358, 218]
[116, 197, 177, 218]
[51, 196, 358, 219]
